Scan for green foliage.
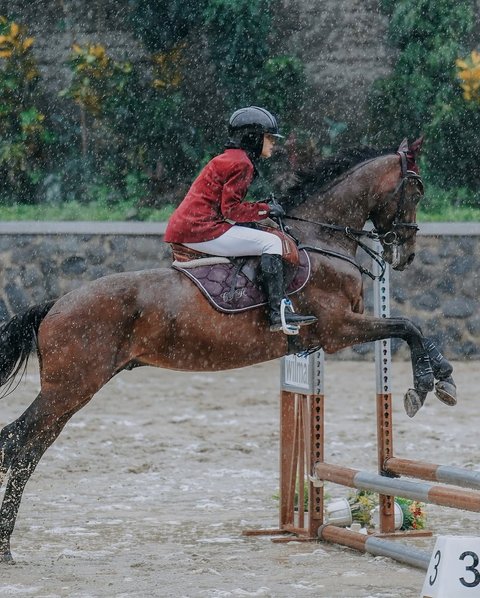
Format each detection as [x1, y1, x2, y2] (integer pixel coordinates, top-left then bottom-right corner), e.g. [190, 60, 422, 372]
[0, 199, 175, 221]
[128, 0, 208, 53]
[202, 0, 306, 129]
[386, 1, 473, 48]
[369, 0, 479, 196]
[60, 43, 134, 117]
[395, 497, 426, 531]
[0, 16, 52, 204]
[1, 3, 307, 209]
[60, 41, 205, 205]
[419, 182, 480, 219]
[203, 0, 272, 105]
[423, 99, 480, 193]
[256, 56, 306, 124]
[369, 0, 475, 145]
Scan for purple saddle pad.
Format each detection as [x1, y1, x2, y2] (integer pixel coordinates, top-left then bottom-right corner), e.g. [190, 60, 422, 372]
[172, 250, 311, 313]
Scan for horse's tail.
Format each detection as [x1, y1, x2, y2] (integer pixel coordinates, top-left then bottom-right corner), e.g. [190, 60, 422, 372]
[0, 300, 56, 392]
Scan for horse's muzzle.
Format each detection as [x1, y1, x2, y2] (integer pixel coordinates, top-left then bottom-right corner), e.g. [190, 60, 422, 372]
[383, 244, 416, 271]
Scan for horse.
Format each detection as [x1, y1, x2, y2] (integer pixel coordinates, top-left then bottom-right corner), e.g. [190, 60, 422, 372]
[0, 137, 456, 563]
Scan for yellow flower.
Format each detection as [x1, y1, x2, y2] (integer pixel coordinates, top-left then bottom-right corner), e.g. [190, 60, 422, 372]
[471, 50, 480, 65]
[151, 43, 185, 90]
[456, 49, 480, 103]
[10, 22, 19, 38]
[22, 37, 34, 51]
[89, 44, 106, 59]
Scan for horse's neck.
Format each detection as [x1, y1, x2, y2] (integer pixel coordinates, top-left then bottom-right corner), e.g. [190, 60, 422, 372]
[290, 186, 370, 251]
[290, 155, 396, 249]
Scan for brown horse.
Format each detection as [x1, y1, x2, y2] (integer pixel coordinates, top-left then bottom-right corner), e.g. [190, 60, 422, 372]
[0, 138, 456, 563]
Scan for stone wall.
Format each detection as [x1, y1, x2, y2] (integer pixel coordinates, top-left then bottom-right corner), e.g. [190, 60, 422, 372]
[0, 222, 478, 361]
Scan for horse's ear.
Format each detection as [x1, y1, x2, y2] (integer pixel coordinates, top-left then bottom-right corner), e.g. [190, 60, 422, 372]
[397, 138, 409, 153]
[409, 136, 424, 155]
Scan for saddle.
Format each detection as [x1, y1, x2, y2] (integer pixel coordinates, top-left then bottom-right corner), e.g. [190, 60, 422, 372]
[170, 229, 311, 314]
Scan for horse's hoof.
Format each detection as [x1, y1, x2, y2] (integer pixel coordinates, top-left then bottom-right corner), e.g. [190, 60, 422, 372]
[434, 380, 457, 406]
[404, 388, 425, 418]
[0, 551, 15, 565]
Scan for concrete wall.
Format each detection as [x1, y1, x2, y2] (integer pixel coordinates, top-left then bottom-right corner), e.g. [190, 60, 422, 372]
[0, 222, 478, 360]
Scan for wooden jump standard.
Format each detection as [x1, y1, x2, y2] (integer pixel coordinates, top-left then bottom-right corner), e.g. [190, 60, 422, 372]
[245, 247, 480, 571]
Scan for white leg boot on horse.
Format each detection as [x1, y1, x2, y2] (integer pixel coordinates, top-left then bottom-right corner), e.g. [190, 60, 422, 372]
[260, 254, 317, 332]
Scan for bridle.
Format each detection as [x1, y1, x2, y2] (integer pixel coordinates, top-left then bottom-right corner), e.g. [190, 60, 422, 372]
[282, 150, 424, 280]
[373, 150, 422, 246]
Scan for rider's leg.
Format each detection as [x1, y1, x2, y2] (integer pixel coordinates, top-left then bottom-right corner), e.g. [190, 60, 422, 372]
[184, 226, 317, 331]
[259, 253, 317, 331]
[183, 225, 281, 256]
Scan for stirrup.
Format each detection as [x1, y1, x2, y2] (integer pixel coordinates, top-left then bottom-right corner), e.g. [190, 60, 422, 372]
[280, 298, 300, 336]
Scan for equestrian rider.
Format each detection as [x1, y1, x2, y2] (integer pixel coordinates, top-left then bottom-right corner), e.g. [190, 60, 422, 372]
[164, 106, 317, 332]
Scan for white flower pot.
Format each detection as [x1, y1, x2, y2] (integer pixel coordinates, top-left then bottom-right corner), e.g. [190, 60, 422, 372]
[371, 502, 404, 530]
[325, 498, 353, 527]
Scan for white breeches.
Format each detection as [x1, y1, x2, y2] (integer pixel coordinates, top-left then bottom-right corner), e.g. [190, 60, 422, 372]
[183, 225, 283, 256]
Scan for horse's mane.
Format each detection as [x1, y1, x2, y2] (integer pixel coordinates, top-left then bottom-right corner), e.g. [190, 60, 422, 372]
[282, 145, 395, 213]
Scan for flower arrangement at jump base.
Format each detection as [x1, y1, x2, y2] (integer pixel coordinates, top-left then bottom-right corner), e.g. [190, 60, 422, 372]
[324, 490, 426, 531]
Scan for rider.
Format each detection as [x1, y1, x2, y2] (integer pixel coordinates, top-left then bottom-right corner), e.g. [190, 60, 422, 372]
[164, 106, 317, 332]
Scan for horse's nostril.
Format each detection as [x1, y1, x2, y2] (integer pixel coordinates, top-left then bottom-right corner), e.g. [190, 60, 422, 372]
[407, 253, 415, 265]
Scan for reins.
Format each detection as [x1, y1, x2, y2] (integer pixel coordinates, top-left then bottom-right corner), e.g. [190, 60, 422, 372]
[295, 228, 387, 281]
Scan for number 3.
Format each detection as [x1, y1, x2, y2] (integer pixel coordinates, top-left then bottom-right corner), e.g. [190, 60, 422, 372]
[429, 549, 441, 586]
[460, 551, 480, 588]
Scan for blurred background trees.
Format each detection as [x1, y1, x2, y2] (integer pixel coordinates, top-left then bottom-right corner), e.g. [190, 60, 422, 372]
[0, 16, 53, 204]
[1, 0, 480, 216]
[369, 0, 480, 209]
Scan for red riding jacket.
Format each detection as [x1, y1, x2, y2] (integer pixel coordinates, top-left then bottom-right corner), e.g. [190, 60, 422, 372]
[164, 149, 271, 243]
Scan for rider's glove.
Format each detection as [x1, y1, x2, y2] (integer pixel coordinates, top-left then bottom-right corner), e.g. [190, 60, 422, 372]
[267, 201, 286, 219]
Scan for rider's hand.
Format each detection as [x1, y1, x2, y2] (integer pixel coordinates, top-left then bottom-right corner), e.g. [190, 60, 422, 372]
[268, 202, 285, 219]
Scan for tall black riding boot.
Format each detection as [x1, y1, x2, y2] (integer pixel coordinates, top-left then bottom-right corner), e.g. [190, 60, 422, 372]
[260, 254, 317, 332]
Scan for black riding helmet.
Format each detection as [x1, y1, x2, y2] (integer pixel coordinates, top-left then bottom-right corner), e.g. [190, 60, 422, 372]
[225, 106, 284, 160]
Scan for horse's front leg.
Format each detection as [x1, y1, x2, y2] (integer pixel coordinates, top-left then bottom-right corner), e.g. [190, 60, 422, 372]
[423, 337, 457, 407]
[320, 314, 451, 417]
[391, 318, 457, 408]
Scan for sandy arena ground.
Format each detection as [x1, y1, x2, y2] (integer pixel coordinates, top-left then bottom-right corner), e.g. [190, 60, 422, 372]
[0, 358, 479, 598]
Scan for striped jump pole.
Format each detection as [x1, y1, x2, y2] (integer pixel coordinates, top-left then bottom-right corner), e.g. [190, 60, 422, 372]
[319, 525, 431, 570]
[315, 463, 480, 512]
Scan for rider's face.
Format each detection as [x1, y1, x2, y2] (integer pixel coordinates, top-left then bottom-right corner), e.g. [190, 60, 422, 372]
[261, 134, 276, 159]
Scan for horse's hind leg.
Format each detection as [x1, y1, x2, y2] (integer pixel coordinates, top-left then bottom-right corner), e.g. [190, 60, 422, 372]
[0, 384, 94, 563]
[0, 393, 53, 486]
[0, 418, 33, 488]
[0, 414, 70, 563]
[423, 337, 457, 406]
